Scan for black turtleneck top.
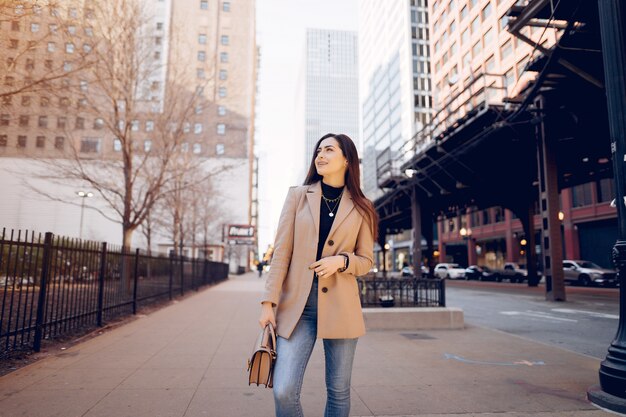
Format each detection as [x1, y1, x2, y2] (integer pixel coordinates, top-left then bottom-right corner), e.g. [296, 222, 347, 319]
[316, 181, 344, 262]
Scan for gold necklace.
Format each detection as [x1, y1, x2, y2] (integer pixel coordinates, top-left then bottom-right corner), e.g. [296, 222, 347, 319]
[322, 190, 343, 217]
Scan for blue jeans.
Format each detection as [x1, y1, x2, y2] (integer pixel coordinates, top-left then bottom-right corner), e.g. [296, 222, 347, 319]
[272, 278, 358, 417]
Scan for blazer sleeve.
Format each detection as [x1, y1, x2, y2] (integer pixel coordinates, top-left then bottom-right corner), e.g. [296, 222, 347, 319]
[339, 216, 374, 277]
[261, 186, 298, 306]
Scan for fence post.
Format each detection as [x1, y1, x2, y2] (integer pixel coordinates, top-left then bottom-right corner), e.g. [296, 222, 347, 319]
[180, 255, 184, 296]
[168, 253, 174, 300]
[96, 242, 107, 327]
[439, 278, 446, 307]
[132, 248, 140, 315]
[33, 232, 53, 352]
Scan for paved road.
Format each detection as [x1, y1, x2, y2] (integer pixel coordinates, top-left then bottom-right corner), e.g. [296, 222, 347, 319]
[446, 280, 620, 359]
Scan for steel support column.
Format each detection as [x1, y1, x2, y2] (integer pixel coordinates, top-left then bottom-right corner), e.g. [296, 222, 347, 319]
[411, 186, 423, 278]
[588, 0, 626, 409]
[535, 94, 566, 301]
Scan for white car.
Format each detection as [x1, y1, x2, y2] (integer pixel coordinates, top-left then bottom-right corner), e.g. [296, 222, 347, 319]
[434, 263, 466, 279]
[562, 260, 618, 287]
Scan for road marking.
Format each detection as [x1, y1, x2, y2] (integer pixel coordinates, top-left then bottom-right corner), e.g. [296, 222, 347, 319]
[500, 310, 578, 322]
[444, 353, 545, 366]
[551, 308, 619, 320]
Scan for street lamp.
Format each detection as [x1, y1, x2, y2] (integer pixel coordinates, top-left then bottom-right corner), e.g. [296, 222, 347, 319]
[76, 191, 93, 239]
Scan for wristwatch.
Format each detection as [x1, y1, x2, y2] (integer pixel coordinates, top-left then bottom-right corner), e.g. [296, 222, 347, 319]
[338, 254, 349, 272]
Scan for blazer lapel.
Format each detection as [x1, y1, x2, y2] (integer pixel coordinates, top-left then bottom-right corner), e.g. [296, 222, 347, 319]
[306, 182, 321, 236]
[305, 181, 355, 239]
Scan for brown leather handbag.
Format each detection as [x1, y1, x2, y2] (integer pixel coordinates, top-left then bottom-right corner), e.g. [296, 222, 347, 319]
[247, 323, 277, 388]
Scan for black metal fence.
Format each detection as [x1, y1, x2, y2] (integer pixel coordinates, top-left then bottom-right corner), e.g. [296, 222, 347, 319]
[357, 276, 446, 308]
[0, 229, 229, 358]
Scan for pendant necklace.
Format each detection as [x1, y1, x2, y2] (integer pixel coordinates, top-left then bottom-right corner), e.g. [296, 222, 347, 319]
[322, 190, 343, 217]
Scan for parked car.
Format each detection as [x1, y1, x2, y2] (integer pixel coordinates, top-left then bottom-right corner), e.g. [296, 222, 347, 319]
[562, 260, 618, 287]
[434, 263, 466, 279]
[400, 265, 430, 277]
[464, 265, 498, 281]
[493, 262, 528, 283]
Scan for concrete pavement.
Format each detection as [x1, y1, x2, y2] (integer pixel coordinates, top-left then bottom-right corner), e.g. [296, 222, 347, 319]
[0, 272, 616, 416]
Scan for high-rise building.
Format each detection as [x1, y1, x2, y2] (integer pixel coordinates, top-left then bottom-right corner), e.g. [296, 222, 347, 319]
[300, 29, 359, 172]
[0, 0, 257, 269]
[359, 0, 432, 201]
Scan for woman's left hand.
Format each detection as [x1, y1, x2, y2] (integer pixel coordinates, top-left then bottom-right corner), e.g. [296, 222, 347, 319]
[309, 256, 344, 278]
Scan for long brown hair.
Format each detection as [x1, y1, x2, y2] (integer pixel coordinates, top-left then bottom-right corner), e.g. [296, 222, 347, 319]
[303, 133, 379, 240]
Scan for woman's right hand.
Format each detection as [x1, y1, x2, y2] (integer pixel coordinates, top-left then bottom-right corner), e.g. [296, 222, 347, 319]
[259, 302, 276, 329]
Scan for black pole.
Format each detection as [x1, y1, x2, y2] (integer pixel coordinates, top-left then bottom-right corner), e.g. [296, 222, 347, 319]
[588, 0, 626, 411]
[33, 232, 53, 352]
[96, 242, 107, 327]
[132, 248, 139, 315]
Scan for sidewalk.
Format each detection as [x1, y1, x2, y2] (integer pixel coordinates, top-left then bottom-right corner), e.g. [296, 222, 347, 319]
[0, 271, 613, 417]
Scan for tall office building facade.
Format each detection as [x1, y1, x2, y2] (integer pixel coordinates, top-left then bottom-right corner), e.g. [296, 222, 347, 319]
[301, 29, 359, 172]
[0, 0, 257, 269]
[359, 0, 432, 201]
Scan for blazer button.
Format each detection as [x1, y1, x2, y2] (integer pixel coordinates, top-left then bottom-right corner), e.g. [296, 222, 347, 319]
[328, 240, 334, 246]
[321, 287, 328, 293]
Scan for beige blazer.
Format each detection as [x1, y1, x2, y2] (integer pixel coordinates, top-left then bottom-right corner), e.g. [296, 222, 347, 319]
[261, 181, 375, 339]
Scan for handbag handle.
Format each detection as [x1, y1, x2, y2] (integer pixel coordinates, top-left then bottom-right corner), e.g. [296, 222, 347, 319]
[262, 323, 277, 358]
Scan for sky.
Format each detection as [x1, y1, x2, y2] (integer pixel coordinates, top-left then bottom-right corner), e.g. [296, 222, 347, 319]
[255, 0, 358, 256]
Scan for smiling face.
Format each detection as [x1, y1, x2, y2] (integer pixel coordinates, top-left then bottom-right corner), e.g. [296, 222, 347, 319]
[315, 137, 348, 178]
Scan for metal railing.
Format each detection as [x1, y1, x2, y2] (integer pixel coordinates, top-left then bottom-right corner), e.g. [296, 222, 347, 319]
[0, 228, 228, 357]
[401, 72, 508, 168]
[357, 276, 445, 308]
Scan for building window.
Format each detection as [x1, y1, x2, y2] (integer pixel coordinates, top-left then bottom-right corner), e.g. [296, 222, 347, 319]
[156, 22, 163, 30]
[55, 136, 65, 150]
[66, 43, 74, 53]
[45, 60, 53, 70]
[19, 115, 29, 127]
[194, 123, 202, 134]
[217, 124, 226, 135]
[80, 138, 101, 153]
[36, 136, 45, 148]
[21, 96, 31, 106]
[17, 136, 27, 148]
[57, 117, 67, 129]
[154, 51, 161, 60]
[47, 42, 55, 52]
[500, 39, 512, 60]
[482, 209, 491, 225]
[472, 41, 481, 58]
[198, 33, 207, 44]
[9, 39, 18, 49]
[94, 118, 104, 129]
[131, 120, 140, 131]
[113, 138, 122, 151]
[195, 105, 203, 114]
[216, 143, 224, 155]
[220, 52, 228, 62]
[481, 2, 492, 21]
[221, 35, 229, 45]
[500, 15, 508, 30]
[483, 28, 493, 46]
[494, 207, 504, 222]
[144, 140, 152, 152]
[198, 51, 206, 61]
[460, 5, 468, 20]
[505, 68, 515, 89]
[38, 116, 48, 128]
[146, 120, 154, 131]
[85, 27, 93, 37]
[49, 23, 58, 33]
[181, 142, 189, 153]
[197, 68, 206, 79]
[11, 21, 19, 31]
[516, 58, 528, 77]
[219, 69, 228, 80]
[485, 55, 495, 72]
[63, 61, 72, 72]
[218, 106, 226, 116]
[155, 37, 162, 46]
[80, 80, 88, 91]
[461, 28, 469, 46]
[223, 2, 230, 12]
[597, 178, 614, 203]
[219, 87, 227, 97]
[572, 182, 594, 207]
[76, 117, 85, 129]
[0, 114, 9, 126]
[68, 25, 76, 35]
[0, 135, 7, 147]
[471, 16, 480, 34]
[200, 0, 208, 9]
[193, 143, 201, 154]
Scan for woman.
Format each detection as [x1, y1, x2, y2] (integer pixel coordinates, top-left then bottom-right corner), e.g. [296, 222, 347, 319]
[259, 133, 378, 417]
